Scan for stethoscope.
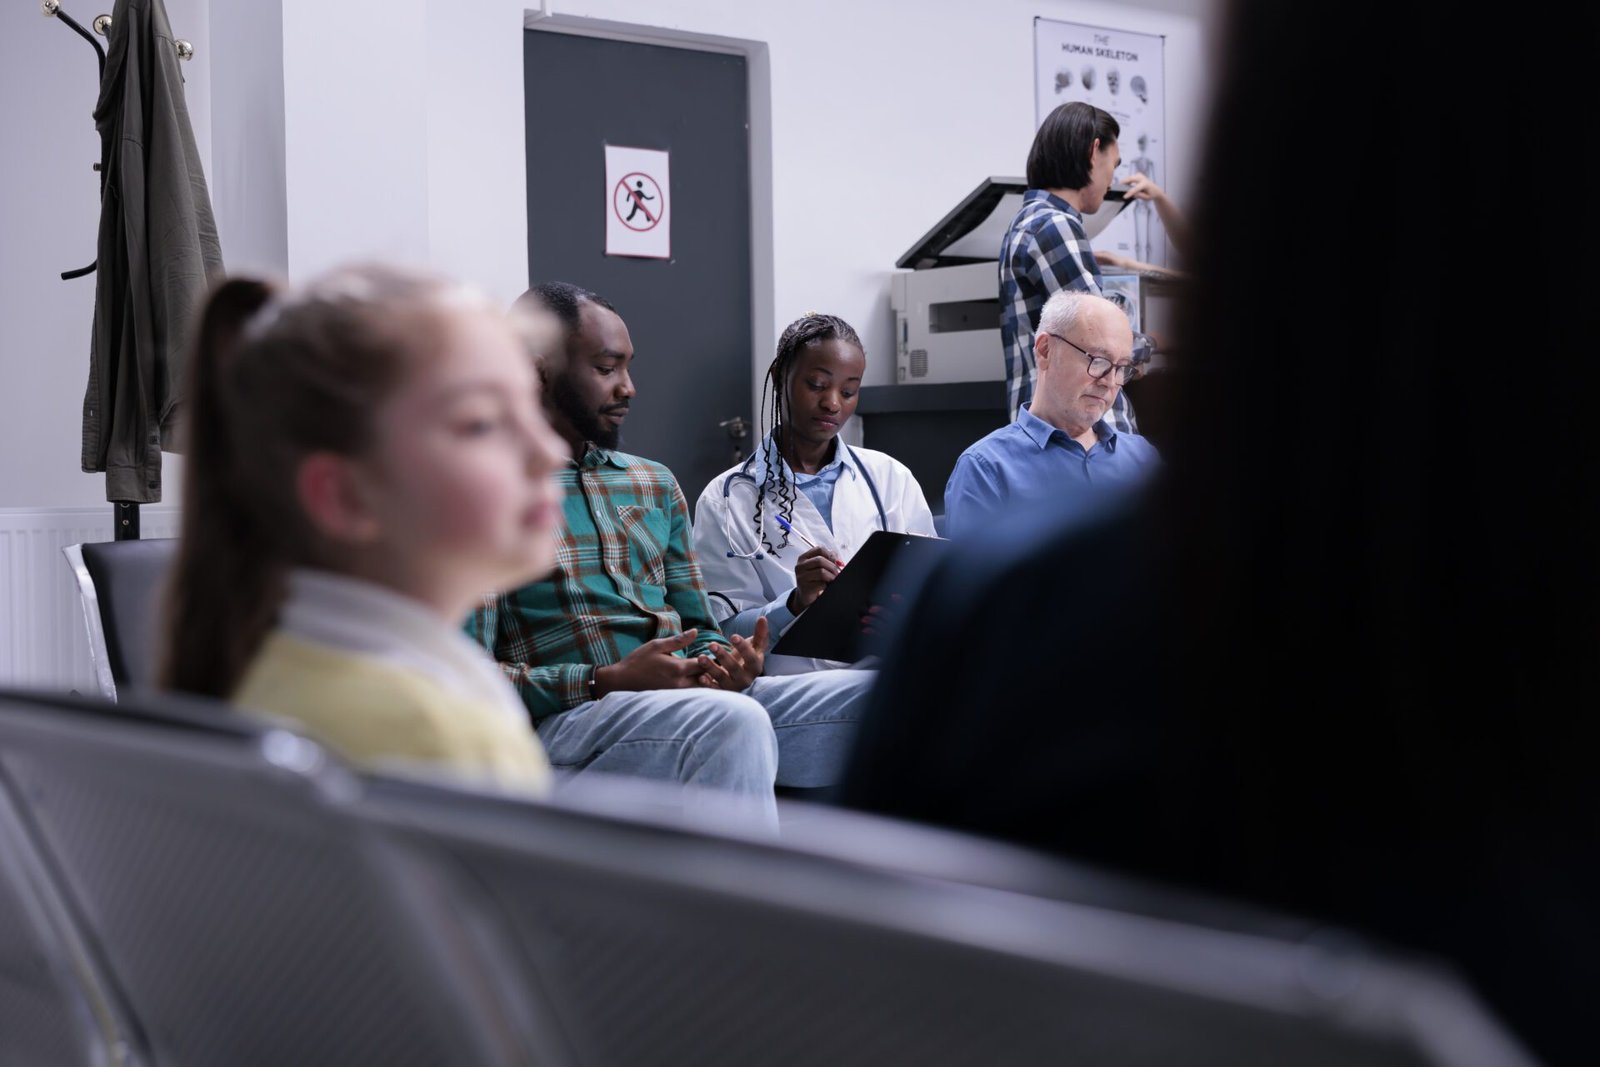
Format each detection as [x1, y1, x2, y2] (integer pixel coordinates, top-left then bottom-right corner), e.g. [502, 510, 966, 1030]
[718, 444, 886, 562]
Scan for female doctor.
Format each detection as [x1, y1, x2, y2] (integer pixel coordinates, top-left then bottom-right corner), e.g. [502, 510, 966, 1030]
[693, 313, 936, 674]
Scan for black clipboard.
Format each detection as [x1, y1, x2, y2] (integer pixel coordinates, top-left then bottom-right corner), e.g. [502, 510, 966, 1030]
[769, 530, 945, 662]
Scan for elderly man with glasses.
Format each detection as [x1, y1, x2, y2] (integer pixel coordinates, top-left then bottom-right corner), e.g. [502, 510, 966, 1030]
[944, 290, 1161, 539]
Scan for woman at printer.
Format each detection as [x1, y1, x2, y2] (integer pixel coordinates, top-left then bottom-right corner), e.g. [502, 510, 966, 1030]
[693, 313, 936, 675]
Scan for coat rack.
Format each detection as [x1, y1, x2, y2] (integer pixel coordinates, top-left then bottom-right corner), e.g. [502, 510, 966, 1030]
[45, 0, 196, 541]
[43, 0, 195, 281]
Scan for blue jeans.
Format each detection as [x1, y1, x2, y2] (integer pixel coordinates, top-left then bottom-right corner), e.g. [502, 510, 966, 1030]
[535, 669, 873, 802]
[747, 669, 874, 788]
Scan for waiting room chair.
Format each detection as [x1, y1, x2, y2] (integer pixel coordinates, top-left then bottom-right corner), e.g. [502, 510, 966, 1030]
[62, 538, 178, 699]
[366, 773, 1538, 1067]
[0, 764, 136, 1066]
[0, 687, 546, 1067]
[0, 687, 1538, 1067]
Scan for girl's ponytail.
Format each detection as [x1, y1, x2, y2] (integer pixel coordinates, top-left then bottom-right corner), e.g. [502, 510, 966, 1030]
[159, 264, 474, 699]
[159, 278, 285, 697]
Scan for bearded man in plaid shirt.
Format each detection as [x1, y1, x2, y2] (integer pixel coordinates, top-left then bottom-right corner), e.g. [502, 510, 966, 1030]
[471, 283, 873, 821]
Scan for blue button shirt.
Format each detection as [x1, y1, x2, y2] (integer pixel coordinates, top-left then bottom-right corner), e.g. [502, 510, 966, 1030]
[943, 407, 1160, 539]
[792, 454, 846, 532]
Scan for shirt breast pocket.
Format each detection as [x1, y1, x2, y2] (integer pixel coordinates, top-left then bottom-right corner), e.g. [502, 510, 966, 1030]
[615, 505, 671, 584]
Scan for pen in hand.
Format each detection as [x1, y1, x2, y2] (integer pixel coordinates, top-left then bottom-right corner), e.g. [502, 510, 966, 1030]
[773, 514, 845, 567]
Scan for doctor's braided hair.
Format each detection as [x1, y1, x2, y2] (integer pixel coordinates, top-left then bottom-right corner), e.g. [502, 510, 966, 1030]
[754, 312, 863, 555]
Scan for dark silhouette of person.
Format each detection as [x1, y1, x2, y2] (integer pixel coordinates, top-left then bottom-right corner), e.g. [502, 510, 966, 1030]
[625, 179, 655, 223]
[835, 3, 1596, 1063]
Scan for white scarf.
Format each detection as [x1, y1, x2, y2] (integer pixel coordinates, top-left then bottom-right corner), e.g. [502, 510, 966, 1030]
[278, 569, 525, 727]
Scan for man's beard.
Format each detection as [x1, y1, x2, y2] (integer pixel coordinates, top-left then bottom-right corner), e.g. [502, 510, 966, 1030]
[549, 374, 626, 450]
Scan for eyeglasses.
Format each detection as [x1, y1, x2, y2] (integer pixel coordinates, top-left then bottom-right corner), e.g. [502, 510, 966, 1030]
[1046, 332, 1140, 385]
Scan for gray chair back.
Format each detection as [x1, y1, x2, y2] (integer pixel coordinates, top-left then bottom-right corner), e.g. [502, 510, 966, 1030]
[367, 777, 1539, 1067]
[0, 688, 535, 1067]
[62, 538, 178, 698]
[0, 765, 138, 1065]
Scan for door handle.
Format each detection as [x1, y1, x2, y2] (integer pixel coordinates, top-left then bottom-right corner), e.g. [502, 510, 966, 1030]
[719, 416, 752, 463]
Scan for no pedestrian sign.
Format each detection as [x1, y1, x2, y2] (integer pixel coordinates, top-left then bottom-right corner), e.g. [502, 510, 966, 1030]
[605, 145, 670, 259]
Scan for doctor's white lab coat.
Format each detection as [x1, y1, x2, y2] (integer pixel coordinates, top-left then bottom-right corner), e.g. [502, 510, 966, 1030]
[692, 443, 936, 674]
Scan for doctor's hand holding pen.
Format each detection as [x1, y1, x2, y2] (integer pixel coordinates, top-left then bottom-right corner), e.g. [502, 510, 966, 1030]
[776, 515, 845, 614]
[787, 547, 843, 613]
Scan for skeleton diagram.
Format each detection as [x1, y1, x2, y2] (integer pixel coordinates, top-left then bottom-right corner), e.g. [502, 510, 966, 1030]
[1128, 134, 1157, 263]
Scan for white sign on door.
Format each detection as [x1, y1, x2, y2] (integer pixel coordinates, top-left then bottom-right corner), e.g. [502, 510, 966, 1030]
[605, 145, 670, 259]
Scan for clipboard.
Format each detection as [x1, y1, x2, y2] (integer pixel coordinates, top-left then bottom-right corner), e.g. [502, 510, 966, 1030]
[769, 530, 946, 662]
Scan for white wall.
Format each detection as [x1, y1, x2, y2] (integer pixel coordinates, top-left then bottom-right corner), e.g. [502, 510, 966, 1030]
[2, 0, 1214, 512]
[0, 0, 212, 510]
[281, 0, 432, 278]
[279, 0, 1216, 390]
[209, 0, 289, 277]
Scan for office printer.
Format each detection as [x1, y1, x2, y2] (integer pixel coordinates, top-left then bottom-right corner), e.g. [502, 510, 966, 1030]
[892, 177, 1175, 384]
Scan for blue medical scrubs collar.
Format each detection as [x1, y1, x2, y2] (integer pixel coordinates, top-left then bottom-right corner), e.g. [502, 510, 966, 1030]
[718, 443, 885, 561]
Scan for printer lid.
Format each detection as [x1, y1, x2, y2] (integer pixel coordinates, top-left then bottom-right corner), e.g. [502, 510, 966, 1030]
[896, 176, 1129, 270]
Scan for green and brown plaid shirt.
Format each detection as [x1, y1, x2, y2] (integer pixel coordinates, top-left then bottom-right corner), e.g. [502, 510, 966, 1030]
[468, 446, 731, 721]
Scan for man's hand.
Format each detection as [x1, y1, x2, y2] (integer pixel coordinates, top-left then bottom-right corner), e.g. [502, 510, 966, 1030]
[787, 546, 842, 613]
[1123, 173, 1169, 205]
[1093, 249, 1133, 270]
[1120, 173, 1190, 256]
[699, 617, 769, 692]
[593, 629, 709, 696]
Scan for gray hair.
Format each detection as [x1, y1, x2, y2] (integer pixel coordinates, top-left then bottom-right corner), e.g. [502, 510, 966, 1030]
[1037, 289, 1119, 339]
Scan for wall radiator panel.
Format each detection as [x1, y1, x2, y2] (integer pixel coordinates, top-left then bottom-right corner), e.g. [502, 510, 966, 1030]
[0, 507, 181, 693]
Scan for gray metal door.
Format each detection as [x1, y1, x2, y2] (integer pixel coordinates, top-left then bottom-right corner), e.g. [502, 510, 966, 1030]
[524, 29, 753, 500]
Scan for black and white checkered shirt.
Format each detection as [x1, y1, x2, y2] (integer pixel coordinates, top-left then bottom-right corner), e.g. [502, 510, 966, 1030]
[999, 189, 1136, 433]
